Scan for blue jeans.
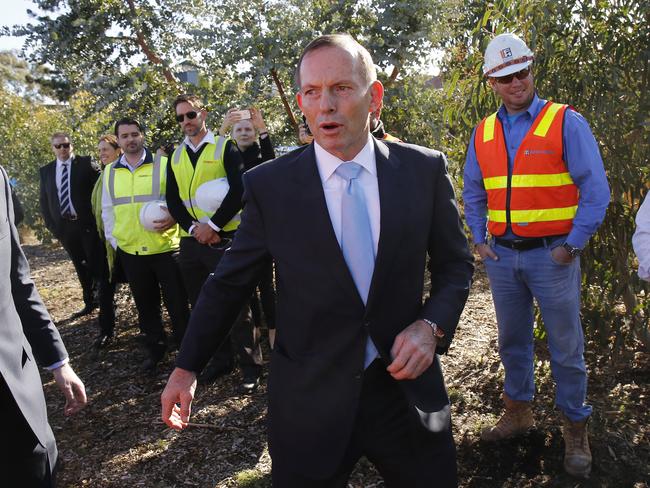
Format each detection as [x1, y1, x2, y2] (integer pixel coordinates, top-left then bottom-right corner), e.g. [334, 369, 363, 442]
[484, 238, 592, 421]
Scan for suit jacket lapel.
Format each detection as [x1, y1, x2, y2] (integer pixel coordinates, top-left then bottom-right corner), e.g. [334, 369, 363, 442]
[292, 145, 363, 305]
[366, 139, 408, 313]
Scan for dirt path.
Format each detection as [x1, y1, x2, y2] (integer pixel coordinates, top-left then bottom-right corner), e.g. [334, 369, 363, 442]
[26, 243, 648, 488]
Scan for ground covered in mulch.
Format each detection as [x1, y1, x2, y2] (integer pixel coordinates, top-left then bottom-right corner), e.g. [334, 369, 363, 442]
[25, 242, 649, 488]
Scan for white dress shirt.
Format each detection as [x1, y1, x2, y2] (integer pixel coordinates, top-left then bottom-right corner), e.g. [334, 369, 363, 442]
[184, 130, 217, 152]
[633, 194, 650, 281]
[314, 134, 381, 366]
[55, 157, 77, 216]
[314, 134, 381, 254]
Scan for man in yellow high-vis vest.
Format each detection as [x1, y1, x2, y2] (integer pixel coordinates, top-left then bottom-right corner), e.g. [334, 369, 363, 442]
[165, 94, 262, 392]
[463, 33, 610, 478]
[102, 118, 190, 373]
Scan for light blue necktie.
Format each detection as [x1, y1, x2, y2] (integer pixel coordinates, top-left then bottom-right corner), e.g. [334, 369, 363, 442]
[335, 162, 379, 367]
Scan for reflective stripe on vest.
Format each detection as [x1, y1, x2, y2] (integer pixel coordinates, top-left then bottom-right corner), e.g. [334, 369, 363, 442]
[105, 155, 179, 255]
[171, 136, 240, 235]
[475, 102, 579, 237]
[108, 153, 163, 206]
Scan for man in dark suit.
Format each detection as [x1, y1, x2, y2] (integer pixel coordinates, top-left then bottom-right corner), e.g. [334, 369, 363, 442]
[162, 34, 474, 487]
[0, 164, 87, 487]
[39, 132, 115, 347]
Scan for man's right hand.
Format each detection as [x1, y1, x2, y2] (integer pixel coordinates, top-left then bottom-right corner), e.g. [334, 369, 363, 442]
[161, 367, 197, 430]
[476, 243, 499, 261]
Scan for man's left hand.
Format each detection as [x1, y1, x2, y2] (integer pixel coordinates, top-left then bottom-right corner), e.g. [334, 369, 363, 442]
[52, 363, 87, 416]
[193, 222, 221, 245]
[387, 320, 436, 381]
[551, 245, 574, 264]
[152, 206, 176, 232]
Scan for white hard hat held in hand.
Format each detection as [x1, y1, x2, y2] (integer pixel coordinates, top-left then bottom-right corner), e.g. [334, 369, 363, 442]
[140, 201, 171, 231]
[195, 177, 230, 213]
[483, 33, 534, 78]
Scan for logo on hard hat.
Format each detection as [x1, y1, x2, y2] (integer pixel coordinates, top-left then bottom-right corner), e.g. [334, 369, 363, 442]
[500, 48, 513, 60]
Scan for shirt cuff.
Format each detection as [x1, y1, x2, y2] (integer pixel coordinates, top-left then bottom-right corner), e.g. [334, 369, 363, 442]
[45, 357, 69, 371]
[188, 224, 196, 235]
[207, 220, 221, 232]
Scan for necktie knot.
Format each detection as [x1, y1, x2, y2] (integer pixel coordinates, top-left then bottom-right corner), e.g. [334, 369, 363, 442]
[335, 161, 363, 182]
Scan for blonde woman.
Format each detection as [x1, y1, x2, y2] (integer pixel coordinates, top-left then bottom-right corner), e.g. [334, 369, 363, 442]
[90, 134, 122, 349]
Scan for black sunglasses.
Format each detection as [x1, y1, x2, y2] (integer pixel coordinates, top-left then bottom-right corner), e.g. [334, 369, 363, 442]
[53, 143, 71, 149]
[494, 67, 531, 85]
[176, 111, 199, 123]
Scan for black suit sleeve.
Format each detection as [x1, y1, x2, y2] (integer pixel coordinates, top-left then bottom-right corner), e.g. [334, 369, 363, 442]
[177, 170, 269, 372]
[165, 162, 195, 233]
[259, 134, 276, 163]
[419, 153, 474, 351]
[210, 140, 246, 230]
[39, 165, 57, 237]
[4, 167, 67, 366]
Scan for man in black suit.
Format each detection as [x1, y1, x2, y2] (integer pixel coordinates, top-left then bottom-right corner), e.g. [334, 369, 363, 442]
[39, 132, 115, 347]
[0, 165, 87, 487]
[162, 34, 474, 487]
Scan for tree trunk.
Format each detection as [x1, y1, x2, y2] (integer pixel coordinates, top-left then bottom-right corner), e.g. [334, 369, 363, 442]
[270, 68, 297, 129]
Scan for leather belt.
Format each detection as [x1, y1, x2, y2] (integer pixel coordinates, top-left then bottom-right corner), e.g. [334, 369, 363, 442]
[494, 237, 556, 251]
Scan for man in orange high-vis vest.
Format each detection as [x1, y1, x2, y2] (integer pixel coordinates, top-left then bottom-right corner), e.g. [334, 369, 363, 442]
[463, 33, 610, 479]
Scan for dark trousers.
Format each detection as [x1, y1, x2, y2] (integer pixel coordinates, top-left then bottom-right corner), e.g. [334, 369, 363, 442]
[59, 220, 115, 334]
[178, 237, 262, 377]
[272, 360, 458, 488]
[118, 248, 189, 359]
[250, 259, 276, 330]
[0, 378, 55, 488]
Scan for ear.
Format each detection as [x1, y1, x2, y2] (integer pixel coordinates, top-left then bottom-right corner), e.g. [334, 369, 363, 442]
[296, 91, 304, 112]
[369, 80, 384, 113]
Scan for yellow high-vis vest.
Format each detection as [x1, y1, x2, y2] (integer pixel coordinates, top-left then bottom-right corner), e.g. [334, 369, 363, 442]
[105, 154, 180, 255]
[170, 137, 240, 236]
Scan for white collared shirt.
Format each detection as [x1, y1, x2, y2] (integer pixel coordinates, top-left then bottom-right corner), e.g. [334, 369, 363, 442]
[314, 134, 380, 254]
[184, 130, 216, 152]
[55, 157, 77, 216]
[119, 150, 146, 172]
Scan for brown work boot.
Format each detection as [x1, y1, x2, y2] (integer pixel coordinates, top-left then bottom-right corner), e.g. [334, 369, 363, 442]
[561, 414, 592, 478]
[481, 393, 535, 441]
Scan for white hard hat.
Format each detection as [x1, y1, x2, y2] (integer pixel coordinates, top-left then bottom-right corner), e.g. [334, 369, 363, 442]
[483, 33, 534, 78]
[139, 200, 170, 231]
[195, 177, 230, 213]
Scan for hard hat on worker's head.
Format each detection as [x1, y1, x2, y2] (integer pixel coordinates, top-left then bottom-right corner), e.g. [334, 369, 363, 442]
[483, 33, 534, 78]
[139, 200, 170, 231]
[195, 177, 230, 213]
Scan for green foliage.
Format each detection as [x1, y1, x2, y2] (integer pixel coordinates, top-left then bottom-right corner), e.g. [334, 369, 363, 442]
[441, 0, 650, 350]
[0, 86, 65, 235]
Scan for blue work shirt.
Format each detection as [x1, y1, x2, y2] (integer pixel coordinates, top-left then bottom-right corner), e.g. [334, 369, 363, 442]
[463, 93, 610, 249]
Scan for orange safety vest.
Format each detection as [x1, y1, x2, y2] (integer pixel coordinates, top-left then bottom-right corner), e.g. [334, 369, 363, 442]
[474, 102, 579, 237]
[382, 133, 402, 143]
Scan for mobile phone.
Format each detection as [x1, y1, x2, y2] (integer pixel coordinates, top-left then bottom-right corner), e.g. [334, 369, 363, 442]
[232, 109, 251, 120]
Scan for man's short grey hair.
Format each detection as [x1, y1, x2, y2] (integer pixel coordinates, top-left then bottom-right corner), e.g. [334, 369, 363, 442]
[295, 33, 377, 89]
[51, 132, 71, 142]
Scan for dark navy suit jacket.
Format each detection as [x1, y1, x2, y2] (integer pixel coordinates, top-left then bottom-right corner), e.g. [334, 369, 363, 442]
[177, 139, 474, 478]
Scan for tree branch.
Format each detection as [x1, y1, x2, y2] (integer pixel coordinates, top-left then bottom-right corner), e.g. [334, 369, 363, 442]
[270, 68, 297, 129]
[123, 0, 178, 88]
